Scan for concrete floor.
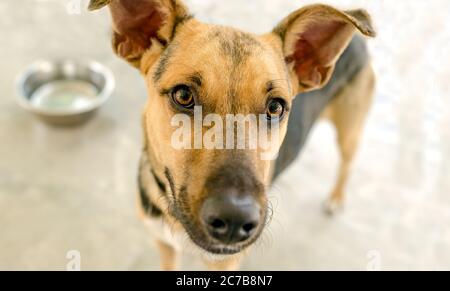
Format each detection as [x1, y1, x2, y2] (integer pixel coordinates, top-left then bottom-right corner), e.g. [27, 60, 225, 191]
[1, 0, 449, 270]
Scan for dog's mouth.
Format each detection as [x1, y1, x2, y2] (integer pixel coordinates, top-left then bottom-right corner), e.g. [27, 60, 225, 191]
[184, 221, 265, 255]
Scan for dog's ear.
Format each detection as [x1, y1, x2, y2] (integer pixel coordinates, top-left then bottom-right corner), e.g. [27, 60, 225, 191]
[89, 0, 191, 68]
[273, 4, 375, 92]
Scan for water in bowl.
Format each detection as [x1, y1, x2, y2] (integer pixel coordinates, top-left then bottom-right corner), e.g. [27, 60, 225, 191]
[30, 79, 99, 113]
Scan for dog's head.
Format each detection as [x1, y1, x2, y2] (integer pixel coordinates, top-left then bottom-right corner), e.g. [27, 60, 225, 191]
[89, 0, 374, 255]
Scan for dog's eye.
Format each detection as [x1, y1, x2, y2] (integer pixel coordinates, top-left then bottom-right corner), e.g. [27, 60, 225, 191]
[171, 85, 195, 109]
[266, 98, 285, 120]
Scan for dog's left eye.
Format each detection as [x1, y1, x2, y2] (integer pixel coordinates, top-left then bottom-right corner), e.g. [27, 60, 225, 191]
[266, 98, 286, 120]
[171, 85, 195, 109]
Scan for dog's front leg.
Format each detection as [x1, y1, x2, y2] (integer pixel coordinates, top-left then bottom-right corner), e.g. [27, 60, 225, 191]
[203, 256, 242, 271]
[156, 240, 179, 271]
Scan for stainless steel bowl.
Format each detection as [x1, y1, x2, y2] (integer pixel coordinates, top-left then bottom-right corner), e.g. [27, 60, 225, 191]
[16, 60, 115, 126]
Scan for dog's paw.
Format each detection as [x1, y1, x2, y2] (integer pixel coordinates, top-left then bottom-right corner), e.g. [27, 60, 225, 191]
[323, 198, 344, 216]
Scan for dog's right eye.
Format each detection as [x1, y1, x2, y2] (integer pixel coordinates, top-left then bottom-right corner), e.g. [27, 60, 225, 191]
[171, 85, 195, 109]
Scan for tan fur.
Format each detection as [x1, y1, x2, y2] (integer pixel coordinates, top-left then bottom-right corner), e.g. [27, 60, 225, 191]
[141, 20, 291, 223]
[203, 256, 242, 271]
[90, 0, 375, 270]
[156, 240, 179, 271]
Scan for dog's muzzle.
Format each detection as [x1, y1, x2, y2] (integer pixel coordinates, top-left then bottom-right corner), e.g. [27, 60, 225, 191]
[201, 191, 261, 244]
[198, 163, 265, 248]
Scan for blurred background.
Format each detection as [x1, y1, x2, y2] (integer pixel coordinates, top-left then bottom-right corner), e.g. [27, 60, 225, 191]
[1, 0, 449, 270]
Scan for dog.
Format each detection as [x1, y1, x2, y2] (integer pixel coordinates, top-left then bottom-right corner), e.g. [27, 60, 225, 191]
[88, 0, 376, 270]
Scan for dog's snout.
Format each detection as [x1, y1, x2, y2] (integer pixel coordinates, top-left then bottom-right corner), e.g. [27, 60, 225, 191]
[201, 193, 260, 244]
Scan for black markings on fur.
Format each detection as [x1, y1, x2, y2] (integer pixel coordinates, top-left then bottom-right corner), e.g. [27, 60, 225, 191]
[215, 30, 264, 112]
[228, 73, 240, 113]
[209, 30, 262, 111]
[170, 14, 194, 40]
[153, 44, 175, 83]
[138, 172, 162, 218]
[204, 158, 264, 196]
[177, 184, 188, 212]
[215, 31, 261, 65]
[151, 170, 167, 196]
[164, 167, 176, 198]
[266, 81, 275, 93]
[152, 11, 193, 83]
[156, 36, 168, 48]
[188, 73, 203, 87]
[88, 0, 111, 11]
[272, 25, 287, 43]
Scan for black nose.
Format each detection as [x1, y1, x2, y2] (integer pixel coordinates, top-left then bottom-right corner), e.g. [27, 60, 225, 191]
[201, 193, 261, 244]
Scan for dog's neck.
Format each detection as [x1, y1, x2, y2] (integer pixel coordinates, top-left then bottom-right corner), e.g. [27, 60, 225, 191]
[137, 147, 168, 218]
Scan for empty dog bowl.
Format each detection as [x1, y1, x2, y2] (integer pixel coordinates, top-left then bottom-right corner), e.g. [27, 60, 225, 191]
[16, 60, 115, 126]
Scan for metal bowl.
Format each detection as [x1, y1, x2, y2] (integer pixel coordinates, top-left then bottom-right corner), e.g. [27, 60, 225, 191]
[16, 60, 115, 126]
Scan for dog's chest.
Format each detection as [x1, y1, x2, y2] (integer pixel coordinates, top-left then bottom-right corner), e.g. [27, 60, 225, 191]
[142, 215, 186, 252]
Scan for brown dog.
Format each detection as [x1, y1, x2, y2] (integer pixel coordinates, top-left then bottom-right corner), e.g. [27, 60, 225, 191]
[88, 0, 376, 270]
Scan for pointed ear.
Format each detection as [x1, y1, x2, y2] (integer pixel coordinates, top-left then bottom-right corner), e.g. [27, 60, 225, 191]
[273, 4, 376, 92]
[89, 0, 191, 68]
